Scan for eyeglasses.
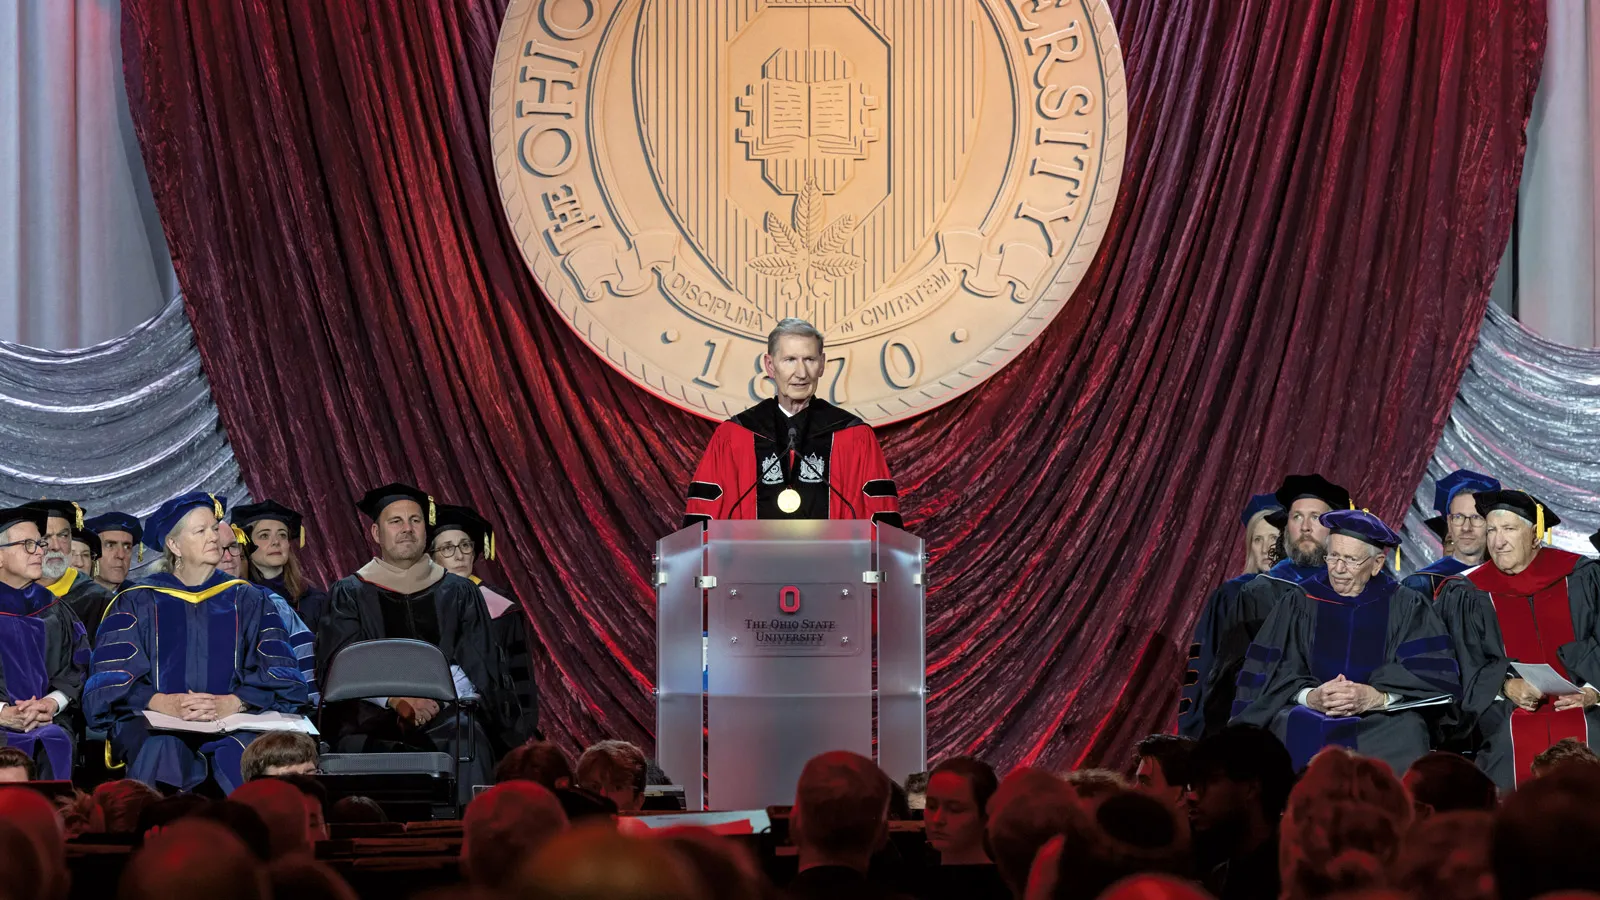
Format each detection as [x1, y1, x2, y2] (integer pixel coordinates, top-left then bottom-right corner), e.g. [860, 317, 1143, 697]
[220, 545, 243, 558]
[1326, 552, 1376, 570]
[1448, 513, 1486, 528]
[0, 539, 48, 554]
[432, 541, 475, 559]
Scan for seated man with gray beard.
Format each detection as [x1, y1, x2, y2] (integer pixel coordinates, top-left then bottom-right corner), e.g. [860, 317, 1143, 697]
[1230, 510, 1459, 773]
[24, 500, 111, 644]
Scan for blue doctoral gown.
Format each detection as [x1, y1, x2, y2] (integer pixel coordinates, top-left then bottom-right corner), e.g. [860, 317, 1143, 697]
[1402, 556, 1471, 600]
[1180, 561, 1324, 739]
[1230, 571, 1459, 773]
[0, 581, 89, 779]
[85, 571, 307, 793]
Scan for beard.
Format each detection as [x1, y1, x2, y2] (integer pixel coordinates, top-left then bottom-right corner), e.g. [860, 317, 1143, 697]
[1288, 539, 1326, 568]
[40, 553, 68, 580]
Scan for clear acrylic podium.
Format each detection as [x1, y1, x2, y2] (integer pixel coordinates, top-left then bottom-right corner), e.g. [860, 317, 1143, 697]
[655, 519, 926, 811]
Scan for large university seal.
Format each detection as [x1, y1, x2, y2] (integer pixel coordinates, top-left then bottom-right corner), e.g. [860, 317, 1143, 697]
[490, 0, 1126, 425]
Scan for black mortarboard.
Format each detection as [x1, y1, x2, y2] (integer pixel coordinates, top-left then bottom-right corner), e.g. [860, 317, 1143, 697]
[1423, 515, 1448, 541]
[0, 507, 49, 539]
[1272, 474, 1352, 513]
[357, 483, 436, 524]
[71, 526, 101, 559]
[1239, 493, 1283, 528]
[1474, 490, 1561, 534]
[22, 499, 84, 530]
[1591, 530, 1599, 555]
[231, 500, 307, 548]
[428, 503, 497, 561]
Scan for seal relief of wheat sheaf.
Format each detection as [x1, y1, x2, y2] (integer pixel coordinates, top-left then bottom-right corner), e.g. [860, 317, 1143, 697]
[748, 180, 863, 302]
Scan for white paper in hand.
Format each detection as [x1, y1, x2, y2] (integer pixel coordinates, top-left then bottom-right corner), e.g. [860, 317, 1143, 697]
[1511, 662, 1584, 697]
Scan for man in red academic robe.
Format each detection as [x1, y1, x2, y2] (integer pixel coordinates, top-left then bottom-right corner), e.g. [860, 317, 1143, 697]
[1438, 489, 1600, 789]
[685, 319, 902, 529]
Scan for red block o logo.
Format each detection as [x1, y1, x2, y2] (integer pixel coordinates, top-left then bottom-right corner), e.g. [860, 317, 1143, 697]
[779, 586, 801, 615]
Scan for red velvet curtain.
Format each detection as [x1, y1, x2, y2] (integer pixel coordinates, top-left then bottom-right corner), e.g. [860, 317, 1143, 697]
[121, 0, 1544, 771]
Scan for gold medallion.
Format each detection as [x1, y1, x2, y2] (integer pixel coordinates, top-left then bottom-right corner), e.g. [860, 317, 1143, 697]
[777, 488, 802, 514]
[491, 0, 1127, 425]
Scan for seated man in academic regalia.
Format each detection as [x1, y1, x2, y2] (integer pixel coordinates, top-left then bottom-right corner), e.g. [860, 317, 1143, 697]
[84, 511, 143, 598]
[1436, 490, 1600, 789]
[316, 484, 520, 797]
[1180, 492, 1283, 738]
[428, 503, 539, 748]
[684, 319, 902, 528]
[24, 500, 112, 645]
[1403, 469, 1500, 600]
[1187, 475, 1352, 741]
[0, 506, 91, 780]
[1231, 510, 1459, 773]
[85, 492, 307, 793]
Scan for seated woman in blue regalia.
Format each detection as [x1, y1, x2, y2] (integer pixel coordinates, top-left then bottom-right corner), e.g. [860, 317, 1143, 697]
[1229, 509, 1461, 774]
[85, 492, 307, 793]
[0, 506, 90, 780]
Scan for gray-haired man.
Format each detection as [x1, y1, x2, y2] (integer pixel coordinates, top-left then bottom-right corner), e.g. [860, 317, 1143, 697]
[685, 319, 902, 528]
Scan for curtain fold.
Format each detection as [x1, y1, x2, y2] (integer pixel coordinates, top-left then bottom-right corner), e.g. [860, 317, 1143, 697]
[0, 294, 248, 512]
[121, 0, 1544, 769]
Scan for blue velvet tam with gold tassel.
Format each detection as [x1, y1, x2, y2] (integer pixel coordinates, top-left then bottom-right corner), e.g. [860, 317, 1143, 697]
[141, 492, 227, 553]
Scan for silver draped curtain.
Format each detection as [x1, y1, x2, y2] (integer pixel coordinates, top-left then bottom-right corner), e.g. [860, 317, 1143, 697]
[1402, 303, 1600, 569]
[0, 295, 248, 516]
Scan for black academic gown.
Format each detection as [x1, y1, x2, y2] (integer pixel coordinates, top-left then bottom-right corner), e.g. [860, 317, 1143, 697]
[1180, 561, 1323, 739]
[1230, 572, 1459, 773]
[1436, 551, 1600, 788]
[1402, 556, 1472, 601]
[258, 573, 329, 633]
[316, 566, 520, 797]
[0, 581, 90, 779]
[50, 568, 111, 647]
[473, 577, 540, 748]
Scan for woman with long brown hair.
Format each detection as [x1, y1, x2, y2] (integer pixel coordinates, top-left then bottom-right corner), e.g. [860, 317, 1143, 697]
[231, 500, 329, 631]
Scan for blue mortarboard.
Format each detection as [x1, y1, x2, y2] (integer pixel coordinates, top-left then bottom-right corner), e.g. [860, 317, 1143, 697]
[1432, 469, 1500, 517]
[1319, 509, 1402, 549]
[142, 492, 227, 553]
[1240, 493, 1283, 528]
[83, 511, 144, 544]
[1273, 474, 1352, 513]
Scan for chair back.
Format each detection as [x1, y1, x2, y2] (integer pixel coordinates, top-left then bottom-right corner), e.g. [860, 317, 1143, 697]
[322, 639, 457, 703]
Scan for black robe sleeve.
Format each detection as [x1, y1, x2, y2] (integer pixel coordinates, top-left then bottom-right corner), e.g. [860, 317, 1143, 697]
[1229, 590, 1317, 728]
[1556, 560, 1600, 689]
[1435, 577, 1511, 727]
[1180, 579, 1237, 738]
[493, 611, 541, 746]
[44, 603, 91, 705]
[442, 579, 522, 749]
[312, 577, 366, 691]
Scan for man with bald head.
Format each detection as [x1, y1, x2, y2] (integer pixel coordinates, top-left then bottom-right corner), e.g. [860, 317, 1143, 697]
[120, 818, 269, 900]
[0, 786, 68, 900]
[986, 768, 1088, 899]
[784, 750, 907, 900]
[462, 781, 569, 889]
[230, 778, 314, 860]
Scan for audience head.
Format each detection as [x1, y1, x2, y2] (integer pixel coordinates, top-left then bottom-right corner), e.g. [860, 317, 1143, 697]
[655, 826, 768, 900]
[329, 796, 388, 825]
[925, 757, 999, 864]
[0, 786, 66, 900]
[0, 747, 34, 782]
[265, 858, 357, 900]
[1279, 797, 1405, 900]
[0, 818, 48, 900]
[0, 508, 46, 589]
[555, 786, 620, 824]
[89, 779, 161, 834]
[462, 781, 570, 890]
[273, 774, 328, 843]
[240, 732, 320, 781]
[576, 740, 649, 813]
[119, 818, 268, 900]
[1532, 736, 1600, 778]
[512, 822, 706, 900]
[1389, 810, 1495, 900]
[1288, 748, 1411, 829]
[1494, 762, 1600, 900]
[1065, 768, 1129, 810]
[1042, 789, 1189, 900]
[1134, 735, 1194, 810]
[1093, 874, 1214, 900]
[496, 740, 574, 790]
[192, 799, 277, 862]
[791, 750, 892, 871]
[230, 778, 313, 860]
[135, 793, 211, 836]
[1187, 725, 1294, 844]
[1402, 751, 1497, 817]
[986, 767, 1088, 895]
[357, 484, 432, 566]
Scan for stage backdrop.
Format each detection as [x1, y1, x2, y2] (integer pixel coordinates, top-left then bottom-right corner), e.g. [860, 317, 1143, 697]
[121, 0, 1545, 771]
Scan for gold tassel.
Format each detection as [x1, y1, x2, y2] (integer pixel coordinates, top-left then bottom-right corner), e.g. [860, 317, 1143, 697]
[1537, 504, 1547, 545]
[428, 496, 436, 526]
[73, 502, 83, 530]
[1349, 499, 1356, 510]
[231, 524, 247, 545]
[488, 531, 496, 561]
[211, 495, 223, 519]
[1395, 547, 1402, 571]
[299, 526, 305, 548]
[137, 545, 144, 564]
